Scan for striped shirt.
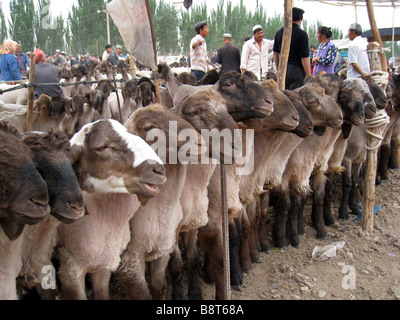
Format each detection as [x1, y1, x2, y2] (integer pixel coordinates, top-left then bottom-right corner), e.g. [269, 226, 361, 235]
[190, 34, 209, 73]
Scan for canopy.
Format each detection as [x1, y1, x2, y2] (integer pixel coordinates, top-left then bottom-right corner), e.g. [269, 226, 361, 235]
[361, 27, 400, 41]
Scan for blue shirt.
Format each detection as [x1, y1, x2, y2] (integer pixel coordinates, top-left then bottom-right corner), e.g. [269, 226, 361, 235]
[0, 53, 22, 81]
[16, 52, 30, 72]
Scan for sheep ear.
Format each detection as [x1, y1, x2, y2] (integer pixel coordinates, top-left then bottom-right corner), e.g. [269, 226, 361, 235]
[69, 144, 85, 165]
[0, 218, 25, 241]
[342, 122, 353, 140]
[313, 126, 326, 136]
[39, 103, 50, 124]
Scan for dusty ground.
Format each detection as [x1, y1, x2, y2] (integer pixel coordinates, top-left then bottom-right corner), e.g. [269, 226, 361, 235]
[106, 169, 400, 302]
[194, 169, 400, 301]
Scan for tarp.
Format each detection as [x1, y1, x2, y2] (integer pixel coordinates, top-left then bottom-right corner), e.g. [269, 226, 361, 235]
[107, 0, 156, 70]
[362, 27, 400, 42]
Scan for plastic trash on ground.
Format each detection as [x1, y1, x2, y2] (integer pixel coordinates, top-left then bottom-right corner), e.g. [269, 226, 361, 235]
[312, 241, 346, 262]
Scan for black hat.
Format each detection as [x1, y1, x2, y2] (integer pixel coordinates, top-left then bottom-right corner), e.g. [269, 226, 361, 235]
[194, 20, 207, 33]
[292, 7, 305, 21]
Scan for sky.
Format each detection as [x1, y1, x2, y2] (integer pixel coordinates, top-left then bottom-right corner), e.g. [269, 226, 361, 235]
[1, 0, 399, 38]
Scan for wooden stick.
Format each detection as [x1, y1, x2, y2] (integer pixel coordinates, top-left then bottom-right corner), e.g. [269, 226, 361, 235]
[26, 54, 36, 132]
[145, 0, 162, 104]
[366, 0, 387, 72]
[277, 0, 293, 91]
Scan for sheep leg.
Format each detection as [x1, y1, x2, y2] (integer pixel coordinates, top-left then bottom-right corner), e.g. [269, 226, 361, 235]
[57, 249, 87, 300]
[229, 217, 243, 289]
[339, 167, 352, 220]
[168, 240, 187, 300]
[90, 269, 111, 300]
[198, 225, 226, 300]
[323, 172, 336, 226]
[286, 193, 302, 248]
[115, 251, 151, 300]
[239, 207, 253, 273]
[311, 172, 328, 239]
[378, 144, 390, 180]
[182, 229, 203, 300]
[258, 191, 272, 252]
[388, 138, 399, 169]
[149, 255, 169, 300]
[59, 273, 87, 300]
[272, 190, 290, 250]
[348, 162, 363, 216]
[247, 200, 262, 263]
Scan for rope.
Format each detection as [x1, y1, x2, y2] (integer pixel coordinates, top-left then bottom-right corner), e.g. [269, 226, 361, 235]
[220, 164, 231, 300]
[0, 105, 29, 121]
[0, 79, 128, 95]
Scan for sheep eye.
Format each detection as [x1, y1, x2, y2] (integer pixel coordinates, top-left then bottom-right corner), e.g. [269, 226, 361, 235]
[143, 126, 154, 132]
[96, 146, 108, 152]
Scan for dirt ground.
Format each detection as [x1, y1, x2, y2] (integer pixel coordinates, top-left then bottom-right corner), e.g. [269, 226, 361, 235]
[194, 169, 400, 301]
[107, 168, 400, 302]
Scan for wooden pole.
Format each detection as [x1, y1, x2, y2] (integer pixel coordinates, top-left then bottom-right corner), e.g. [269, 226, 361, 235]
[26, 54, 36, 132]
[128, 56, 137, 79]
[145, 0, 162, 104]
[277, 0, 293, 91]
[366, 0, 387, 72]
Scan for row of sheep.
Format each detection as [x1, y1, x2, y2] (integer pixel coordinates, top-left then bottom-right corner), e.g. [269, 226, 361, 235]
[0, 61, 399, 300]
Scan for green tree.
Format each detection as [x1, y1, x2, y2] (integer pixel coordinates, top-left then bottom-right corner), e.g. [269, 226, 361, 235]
[0, 6, 7, 41]
[8, 0, 36, 50]
[152, 0, 180, 55]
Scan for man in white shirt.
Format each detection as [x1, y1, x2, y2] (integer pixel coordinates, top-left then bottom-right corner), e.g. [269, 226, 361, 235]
[347, 23, 370, 79]
[240, 25, 274, 81]
[102, 44, 113, 62]
[190, 20, 210, 82]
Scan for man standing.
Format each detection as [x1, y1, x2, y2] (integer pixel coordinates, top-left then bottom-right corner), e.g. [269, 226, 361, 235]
[110, 45, 123, 66]
[102, 44, 113, 62]
[347, 23, 370, 79]
[190, 20, 210, 82]
[240, 25, 274, 81]
[273, 7, 311, 89]
[216, 33, 241, 73]
[15, 43, 30, 78]
[33, 48, 64, 100]
[53, 49, 65, 67]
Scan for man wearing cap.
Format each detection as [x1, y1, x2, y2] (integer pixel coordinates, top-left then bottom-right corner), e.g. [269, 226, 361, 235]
[273, 7, 311, 89]
[15, 43, 30, 78]
[190, 20, 210, 81]
[216, 33, 241, 73]
[347, 23, 370, 79]
[53, 49, 65, 67]
[110, 45, 123, 66]
[240, 25, 274, 81]
[33, 48, 64, 100]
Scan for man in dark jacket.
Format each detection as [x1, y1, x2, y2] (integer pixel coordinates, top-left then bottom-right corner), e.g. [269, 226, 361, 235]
[273, 7, 311, 90]
[33, 48, 64, 99]
[216, 33, 241, 73]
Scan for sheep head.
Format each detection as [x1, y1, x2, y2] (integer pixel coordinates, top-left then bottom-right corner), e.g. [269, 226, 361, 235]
[70, 119, 166, 199]
[0, 122, 49, 240]
[125, 103, 207, 164]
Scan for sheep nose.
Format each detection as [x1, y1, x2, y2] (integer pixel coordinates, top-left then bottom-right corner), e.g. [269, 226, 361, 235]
[69, 202, 86, 217]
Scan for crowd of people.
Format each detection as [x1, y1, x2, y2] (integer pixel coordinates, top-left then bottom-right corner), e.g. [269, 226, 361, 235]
[0, 6, 393, 92]
[0, 41, 137, 82]
[189, 7, 376, 90]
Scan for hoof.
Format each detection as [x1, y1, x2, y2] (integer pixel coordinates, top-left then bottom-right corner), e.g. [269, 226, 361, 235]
[274, 247, 286, 253]
[255, 258, 265, 264]
[232, 285, 243, 292]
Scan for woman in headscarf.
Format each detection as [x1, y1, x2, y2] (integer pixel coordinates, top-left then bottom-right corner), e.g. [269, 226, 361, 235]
[312, 26, 338, 75]
[0, 39, 22, 81]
